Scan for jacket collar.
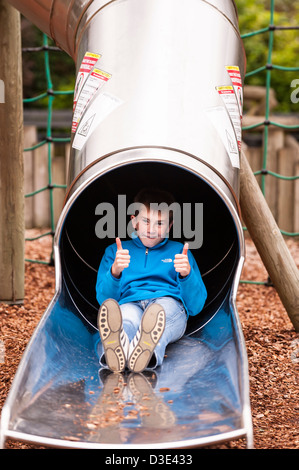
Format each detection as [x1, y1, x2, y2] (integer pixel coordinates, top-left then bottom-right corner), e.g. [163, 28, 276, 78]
[131, 235, 169, 250]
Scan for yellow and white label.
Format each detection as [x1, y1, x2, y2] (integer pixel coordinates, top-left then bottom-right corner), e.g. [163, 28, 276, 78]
[72, 65, 112, 133]
[216, 85, 242, 153]
[225, 65, 243, 119]
[73, 52, 101, 108]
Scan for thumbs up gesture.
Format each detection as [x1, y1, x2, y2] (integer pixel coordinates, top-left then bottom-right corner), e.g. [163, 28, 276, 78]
[111, 237, 131, 278]
[174, 243, 191, 278]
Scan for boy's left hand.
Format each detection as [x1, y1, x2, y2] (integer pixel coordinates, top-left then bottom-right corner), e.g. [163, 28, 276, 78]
[174, 243, 191, 277]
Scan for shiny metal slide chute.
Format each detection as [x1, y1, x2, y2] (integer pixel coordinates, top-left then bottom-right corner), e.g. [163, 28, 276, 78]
[1, 0, 253, 448]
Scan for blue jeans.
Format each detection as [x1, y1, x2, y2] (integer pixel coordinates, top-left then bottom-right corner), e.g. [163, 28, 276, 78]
[97, 297, 187, 370]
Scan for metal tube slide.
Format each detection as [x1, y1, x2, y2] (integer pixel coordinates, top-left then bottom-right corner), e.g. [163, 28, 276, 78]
[1, 0, 253, 448]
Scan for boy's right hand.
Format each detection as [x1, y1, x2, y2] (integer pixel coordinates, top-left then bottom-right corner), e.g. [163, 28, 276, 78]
[111, 237, 130, 278]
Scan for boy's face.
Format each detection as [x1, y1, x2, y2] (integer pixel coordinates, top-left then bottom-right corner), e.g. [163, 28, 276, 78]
[131, 206, 173, 248]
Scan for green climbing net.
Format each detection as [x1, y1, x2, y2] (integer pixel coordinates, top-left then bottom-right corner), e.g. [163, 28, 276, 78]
[23, 0, 299, 287]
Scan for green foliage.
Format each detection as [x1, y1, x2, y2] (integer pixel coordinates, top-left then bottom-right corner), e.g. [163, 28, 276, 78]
[237, 0, 299, 112]
[22, 19, 75, 110]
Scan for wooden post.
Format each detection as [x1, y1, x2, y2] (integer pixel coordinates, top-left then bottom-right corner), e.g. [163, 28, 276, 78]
[244, 144, 263, 187]
[0, 2, 24, 303]
[240, 151, 299, 332]
[33, 143, 50, 227]
[295, 161, 299, 234]
[24, 126, 37, 229]
[278, 135, 299, 233]
[264, 128, 284, 221]
[52, 145, 66, 226]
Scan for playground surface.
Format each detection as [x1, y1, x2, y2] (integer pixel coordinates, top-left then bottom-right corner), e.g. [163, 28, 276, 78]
[0, 231, 298, 449]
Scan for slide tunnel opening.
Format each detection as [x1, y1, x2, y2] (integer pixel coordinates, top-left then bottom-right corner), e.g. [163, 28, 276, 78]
[60, 161, 241, 336]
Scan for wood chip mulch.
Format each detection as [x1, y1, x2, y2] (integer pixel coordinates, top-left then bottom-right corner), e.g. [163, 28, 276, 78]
[0, 230, 298, 449]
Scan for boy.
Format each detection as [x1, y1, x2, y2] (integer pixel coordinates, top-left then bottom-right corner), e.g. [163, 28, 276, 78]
[95, 188, 207, 373]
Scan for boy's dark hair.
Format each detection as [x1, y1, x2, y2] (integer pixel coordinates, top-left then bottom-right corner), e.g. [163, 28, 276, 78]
[133, 188, 176, 222]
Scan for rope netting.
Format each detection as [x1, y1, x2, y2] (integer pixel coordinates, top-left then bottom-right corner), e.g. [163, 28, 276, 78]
[23, 0, 299, 286]
[241, 0, 299, 237]
[23, 34, 70, 264]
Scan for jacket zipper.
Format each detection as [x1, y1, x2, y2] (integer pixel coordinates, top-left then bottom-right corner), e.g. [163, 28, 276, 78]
[144, 247, 149, 268]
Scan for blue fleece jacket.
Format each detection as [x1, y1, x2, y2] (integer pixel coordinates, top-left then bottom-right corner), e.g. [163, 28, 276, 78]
[95, 237, 207, 318]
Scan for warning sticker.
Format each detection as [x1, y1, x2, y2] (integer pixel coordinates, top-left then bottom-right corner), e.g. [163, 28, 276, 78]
[216, 86, 242, 152]
[73, 52, 101, 112]
[78, 114, 96, 137]
[72, 92, 123, 151]
[225, 65, 243, 119]
[72, 67, 112, 133]
[206, 106, 240, 168]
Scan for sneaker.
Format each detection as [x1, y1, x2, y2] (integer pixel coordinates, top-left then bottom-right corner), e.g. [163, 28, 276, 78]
[128, 303, 166, 373]
[97, 299, 129, 372]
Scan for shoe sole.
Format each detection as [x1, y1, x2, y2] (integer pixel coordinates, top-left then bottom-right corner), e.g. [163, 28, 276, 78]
[98, 299, 127, 372]
[128, 304, 165, 373]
